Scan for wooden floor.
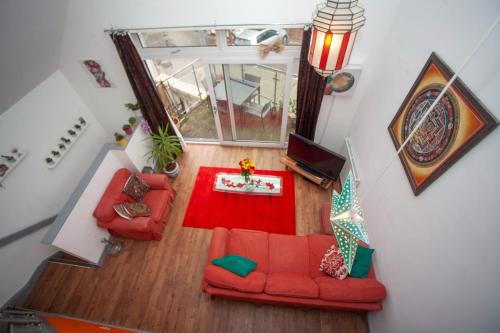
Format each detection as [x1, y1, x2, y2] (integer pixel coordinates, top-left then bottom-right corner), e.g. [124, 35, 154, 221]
[24, 145, 367, 333]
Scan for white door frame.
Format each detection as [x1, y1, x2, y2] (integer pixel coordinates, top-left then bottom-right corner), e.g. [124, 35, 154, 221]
[132, 32, 299, 148]
[202, 57, 295, 148]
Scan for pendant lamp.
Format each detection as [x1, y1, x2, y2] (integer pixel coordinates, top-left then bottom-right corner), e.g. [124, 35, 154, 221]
[308, 0, 366, 76]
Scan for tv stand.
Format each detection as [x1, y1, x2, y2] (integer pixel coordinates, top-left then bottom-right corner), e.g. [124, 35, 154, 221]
[296, 161, 322, 178]
[280, 156, 333, 190]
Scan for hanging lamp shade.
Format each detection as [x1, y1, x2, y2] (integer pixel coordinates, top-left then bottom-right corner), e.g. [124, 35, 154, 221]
[308, 0, 366, 76]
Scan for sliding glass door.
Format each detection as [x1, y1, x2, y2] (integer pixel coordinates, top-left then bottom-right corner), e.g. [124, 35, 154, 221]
[204, 60, 295, 145]
[145, 58, 219, 142]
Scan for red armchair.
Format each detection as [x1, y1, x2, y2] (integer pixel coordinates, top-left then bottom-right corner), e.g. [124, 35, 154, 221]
[93, 168, 176, 240]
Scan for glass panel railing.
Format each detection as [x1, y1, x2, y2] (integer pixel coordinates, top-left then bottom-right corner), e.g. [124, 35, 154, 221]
[146, 59, 218, 140]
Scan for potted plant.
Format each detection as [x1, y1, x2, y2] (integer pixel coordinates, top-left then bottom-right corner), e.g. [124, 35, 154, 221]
[128, 116, 138, 128]
[125, 102, 140, 118]
[122, 124, 133, 136]
[148, 124, 182, 177]
[114, 132, 126, 146]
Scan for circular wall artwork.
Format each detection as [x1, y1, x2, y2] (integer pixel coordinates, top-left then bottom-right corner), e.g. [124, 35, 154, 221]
[329, 72, 355, 93]
[402, 84, 459, 166]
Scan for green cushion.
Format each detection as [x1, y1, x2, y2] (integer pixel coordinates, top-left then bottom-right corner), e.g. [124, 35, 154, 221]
[349, 246, 374, 278]
[212, 254, 257, 277]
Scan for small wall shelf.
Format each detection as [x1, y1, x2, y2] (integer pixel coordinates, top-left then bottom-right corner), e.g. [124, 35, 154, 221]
[45, 117, 89, 169]
[0, 149, 28, 186]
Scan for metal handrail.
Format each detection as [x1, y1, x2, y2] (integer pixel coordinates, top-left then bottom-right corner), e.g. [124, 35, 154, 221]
[160, 58, 200, 82]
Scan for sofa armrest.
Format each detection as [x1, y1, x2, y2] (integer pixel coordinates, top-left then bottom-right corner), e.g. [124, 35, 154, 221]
[106, 216, 152, 232]
[138, 172, 171, 190]
[206, 227, 229, 264]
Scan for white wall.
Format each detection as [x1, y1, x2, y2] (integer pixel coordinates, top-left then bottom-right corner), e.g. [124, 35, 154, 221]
[52, 150, 136, 264]
[0, 71, 108, 305]
[315, 0, 401, 152]
[0, 0, 68, 115]
[0, 227, 57, 306]
[124, 125, 154, 171]
[344, 1, 500, 332]
[59, 0, 393, 140]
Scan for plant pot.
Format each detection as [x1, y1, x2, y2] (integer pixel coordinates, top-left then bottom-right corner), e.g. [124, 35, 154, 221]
[164, 161, 180, 178]
[128, 117, 138, 128]
[117, 139, 126, 146]
[123, 127, 134, 136]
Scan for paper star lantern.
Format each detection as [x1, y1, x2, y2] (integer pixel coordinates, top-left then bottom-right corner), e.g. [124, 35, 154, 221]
[332, 223, 360, 273]
[330, 171, 369, 272]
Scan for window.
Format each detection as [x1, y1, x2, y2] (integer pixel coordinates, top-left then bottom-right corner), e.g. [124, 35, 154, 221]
[137, 30, 217, 48]
[227, 28, 303, 46]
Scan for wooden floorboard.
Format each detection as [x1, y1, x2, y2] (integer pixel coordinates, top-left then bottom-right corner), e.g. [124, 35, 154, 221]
[24, 144, 366, 333]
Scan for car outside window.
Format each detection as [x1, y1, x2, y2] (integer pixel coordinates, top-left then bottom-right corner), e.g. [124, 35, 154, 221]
[256, 32, 266, 44]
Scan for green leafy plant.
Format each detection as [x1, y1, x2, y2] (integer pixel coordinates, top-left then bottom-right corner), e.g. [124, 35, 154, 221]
[114, 132, 124, 141]
[289, 99, 297, 114]
[128, 117, 137, 126]
[125, 102, 140, 111]
[148, 124, 182, 172]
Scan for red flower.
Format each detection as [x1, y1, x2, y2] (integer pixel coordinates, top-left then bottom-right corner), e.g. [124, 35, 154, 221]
[265, 182, 275, 190]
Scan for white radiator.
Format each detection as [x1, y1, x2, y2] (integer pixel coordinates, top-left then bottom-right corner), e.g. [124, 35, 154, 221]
[344, 137, 361, 184]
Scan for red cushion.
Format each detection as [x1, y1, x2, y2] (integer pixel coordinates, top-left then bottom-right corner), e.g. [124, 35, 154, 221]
[315, 276, 386, 302]
[142, 190, 173, 221]
[307, 234, 338, 278]
[204, 264, 266, 293]
[265, 273, 319, 299]
[268, 234, 309, 274]
[227, 229, 269, 273]
[320, 202, 333, 234]
[93, 168, 133, 222]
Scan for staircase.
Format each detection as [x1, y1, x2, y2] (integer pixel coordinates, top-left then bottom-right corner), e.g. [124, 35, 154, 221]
[0, 308, 51, 333]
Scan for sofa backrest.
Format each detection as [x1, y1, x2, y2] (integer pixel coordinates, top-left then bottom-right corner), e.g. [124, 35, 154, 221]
[268, 234, 310, 275]
[224, 229, 377, 279]
[92, 168, 133, 223]
[227, 229, 269, 273]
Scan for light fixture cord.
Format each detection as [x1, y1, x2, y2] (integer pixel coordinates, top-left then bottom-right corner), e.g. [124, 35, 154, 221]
[359, 14, 499, 201]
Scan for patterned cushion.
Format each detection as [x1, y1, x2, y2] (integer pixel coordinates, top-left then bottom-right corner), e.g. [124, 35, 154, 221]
[319, 245, 348, 280]
[123, 173, 150, 201]
[113, 202, 151, 220]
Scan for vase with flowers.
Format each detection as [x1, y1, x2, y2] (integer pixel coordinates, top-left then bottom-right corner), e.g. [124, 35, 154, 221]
[239, 158, 255, 184]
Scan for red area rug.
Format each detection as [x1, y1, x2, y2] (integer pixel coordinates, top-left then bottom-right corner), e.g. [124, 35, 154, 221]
[182, 167, 296, 234]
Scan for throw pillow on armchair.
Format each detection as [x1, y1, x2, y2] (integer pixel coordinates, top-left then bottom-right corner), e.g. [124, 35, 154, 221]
[123, 173, 150, 201]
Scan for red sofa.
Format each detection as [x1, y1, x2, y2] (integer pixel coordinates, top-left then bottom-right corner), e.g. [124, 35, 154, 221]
[203, 227, 386, 311]
[320, 202, 334, 234]
[93, 168, 176, 240]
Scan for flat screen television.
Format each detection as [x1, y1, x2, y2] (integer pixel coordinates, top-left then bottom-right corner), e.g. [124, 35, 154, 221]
[287, 133, 346, 180]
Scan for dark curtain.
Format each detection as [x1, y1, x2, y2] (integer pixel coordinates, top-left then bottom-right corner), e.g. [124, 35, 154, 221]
[111, 33, 175, 135]
[295, 28, 326, 141]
